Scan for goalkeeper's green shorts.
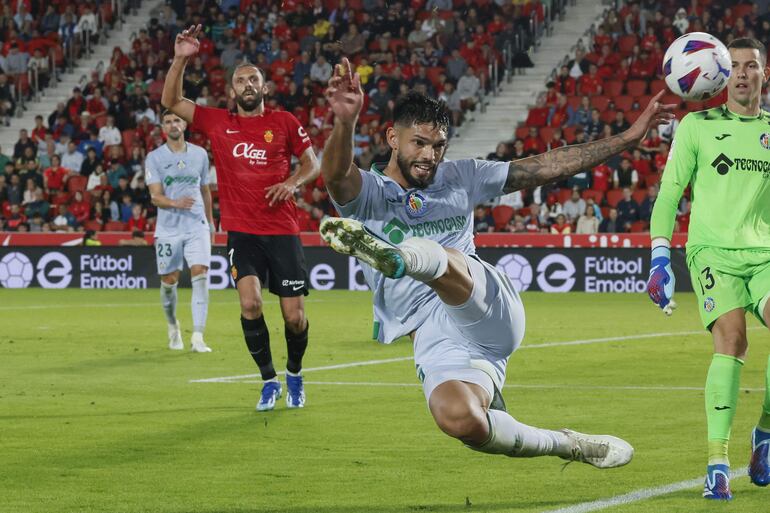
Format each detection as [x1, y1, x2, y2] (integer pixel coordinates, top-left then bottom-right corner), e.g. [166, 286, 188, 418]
[686, 246, 770, 330]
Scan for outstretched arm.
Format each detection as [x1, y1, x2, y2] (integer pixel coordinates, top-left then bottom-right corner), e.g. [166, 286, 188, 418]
[321, 57, 363, 205]
[161, 24, 202, 124]
[504, 91, 676, 193]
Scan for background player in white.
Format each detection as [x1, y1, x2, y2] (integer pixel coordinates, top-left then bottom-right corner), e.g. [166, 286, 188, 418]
[320, 59, 674, 466]
[146, 110, 214, 353]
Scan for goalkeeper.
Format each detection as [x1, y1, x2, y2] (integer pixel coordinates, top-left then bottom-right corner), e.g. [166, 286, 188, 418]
[647, 37, 770, 501]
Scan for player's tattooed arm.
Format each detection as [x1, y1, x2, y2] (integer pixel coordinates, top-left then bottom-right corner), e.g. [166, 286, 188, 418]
[503, 134, 632, 192]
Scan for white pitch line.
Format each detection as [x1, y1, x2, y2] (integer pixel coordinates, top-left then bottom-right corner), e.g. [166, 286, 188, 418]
[190, 327, 760, 384]
[0, 298, 338, 311]
[189, 356, 413, 383]
[542, 469, 748, 513]
[206, 380, 766, 393]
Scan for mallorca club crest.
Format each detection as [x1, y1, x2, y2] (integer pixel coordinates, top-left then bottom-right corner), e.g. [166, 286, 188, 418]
[760, 133, 770, 150]
[704, 297, 716, 313]
[405, 191, 428, 218]
[264, 130, 274, 143]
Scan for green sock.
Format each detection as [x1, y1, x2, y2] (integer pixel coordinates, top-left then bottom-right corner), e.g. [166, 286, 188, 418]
[759, 355, 770, 432]
[705, 353, 743, 465]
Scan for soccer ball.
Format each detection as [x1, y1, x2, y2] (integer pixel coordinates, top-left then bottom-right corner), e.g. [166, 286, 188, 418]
[0, 252, 34, 288]
[663, 32, 731, 101]
[495, 253, 533, 292]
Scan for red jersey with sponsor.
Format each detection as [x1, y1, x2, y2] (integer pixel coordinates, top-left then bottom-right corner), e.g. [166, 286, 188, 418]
[191, 106, 312, 235]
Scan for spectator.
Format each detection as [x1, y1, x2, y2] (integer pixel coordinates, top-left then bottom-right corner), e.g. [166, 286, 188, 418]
[6, 203, 26, 230]
[118, 229, 149, 246]
[310, 55, 332, 84]
[80, 148, 100, 178]
[6, 173, 22, 205]
[28, 213, 46, 232]
[61, 141, 85, 174]
[550, 213, 571, 234]
[591, 163, 612, 193]
[40, 5, 60, 35]
[562, 188, 586, 223]
[118, 195, 133, 223]
[52, 204, 77, 231]
[5, 43, 30, 100]
[599, 207, 621, 233]
[43, 156, 70, 192]
[77, 129, 104, 159]
[673, 7, 689, 35]
[456, 67, 481, 115]
[578, 64, 603, 96]
[340, 24, 366, 55]
[0, 73, 16, 124]
[446, 49, 468, 82]
[616, 187, 639, 230]
[69, 191, 91, 225]
[473, 205, 494, 233]
[576, 205, 599, 234]
[14, 129, 36, 160]
[67, 87, 86, 121]
[613, 158, 639, 189]
[573, 96, 592, 128]
[293, 52, 314, 87]
[439, 82, 463, 127]
[585, 197, 602, 221]
[584, 108, 604, 140]
[639, 184, 658, 222]
[487, 142, 511, 162]
[546, 128, 567, 150]
[127, 204, 147, 231]
[523, 127, 545, 154]
[369, 79, 393, 117]
[548, 94, 575, 128]
[567, 47, 589, 78]
[82, 229, 102, 246]
[98, 116, 122, 148]
[610, 111, 630, 135]
[523, 203, 542, 232]
[22, 178, 41, 206]
[554, 65, 576, 96]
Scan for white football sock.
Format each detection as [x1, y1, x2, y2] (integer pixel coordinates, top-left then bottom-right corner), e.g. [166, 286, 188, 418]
[398, 238, 448, 282]
[190, 274, 209, 334]
[160, 281, 178, 326]
[469, 409, 572, 458]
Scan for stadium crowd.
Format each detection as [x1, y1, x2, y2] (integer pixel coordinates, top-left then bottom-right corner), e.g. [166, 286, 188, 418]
[0, 0, 765, 236]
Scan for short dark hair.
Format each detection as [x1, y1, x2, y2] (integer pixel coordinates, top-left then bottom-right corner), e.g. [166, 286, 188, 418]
[230, 63, 265, 85]
[727, 37, 767, 64]
[393, 91, 450, 131]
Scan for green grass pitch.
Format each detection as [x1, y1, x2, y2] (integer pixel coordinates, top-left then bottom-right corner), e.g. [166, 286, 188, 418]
[1, 289, 768, 512]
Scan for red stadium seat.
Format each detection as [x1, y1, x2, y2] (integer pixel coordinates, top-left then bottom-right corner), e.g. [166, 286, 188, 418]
[122, 129, 136, 155]
[632, 189, 648, 205]
[626, 80, 647, 97]
[590, 95, 610, 111]
[562, 125, 576, 143]
[600, 206, 610, 218]
[605, 189, 624, 208]
[685, 101, 705, 112]
[600, 109, 616, 124]
[491, 205, 514, 231]
[515, 126, 530, 140]
[426, 67, 444, 90]
[67, 175, 88, 193]
[625, 110, 642, 124]
[649, 79, 665, 94]
[629, 220, 648, 232]
[567, 95, 582, 110]
[643, 173, 661, 188]
[556, 188, 572, 205]
[582, 189, 604, 204]
[661, 93, 683, 108]
[52, 192, 70, 205]
[614, 95, 634, 112]
[104, 221, 128, 231]
[605, 80, 623, 97]
[539, 126, 554, 143]
[617, 35, 638, 56]
[733, 4, 754, 18]
[83, 220, 103, 232]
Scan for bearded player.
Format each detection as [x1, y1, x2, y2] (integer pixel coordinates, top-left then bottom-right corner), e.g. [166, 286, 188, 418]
[162, 25, 320, 411]
[320, 58, 674, 467]
[647, 38, 770, 500]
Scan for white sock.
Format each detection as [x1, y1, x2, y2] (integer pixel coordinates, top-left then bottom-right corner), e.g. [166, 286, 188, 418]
[160, 281, 178, 326]
[190, 274, 209, 334]
[399, 238, 448, 282]
[469, 409, 572, 458]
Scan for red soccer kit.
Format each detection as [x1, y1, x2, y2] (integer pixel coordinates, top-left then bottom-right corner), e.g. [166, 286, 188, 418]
[191, 106, 312, 235]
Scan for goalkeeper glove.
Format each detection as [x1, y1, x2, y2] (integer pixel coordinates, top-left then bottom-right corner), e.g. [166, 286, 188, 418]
[647, 244, 677, 316]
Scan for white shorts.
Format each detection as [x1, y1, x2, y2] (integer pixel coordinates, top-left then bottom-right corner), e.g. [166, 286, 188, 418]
[414, 254, 525, 402]
[154, 231, 211, 275]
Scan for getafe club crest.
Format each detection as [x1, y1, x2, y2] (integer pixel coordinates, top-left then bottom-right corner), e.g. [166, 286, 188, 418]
[264, 130, 274, 143]
[704, 297, 715, 313]
[405, 191, 428, 218]
[760, 133, 770, 150]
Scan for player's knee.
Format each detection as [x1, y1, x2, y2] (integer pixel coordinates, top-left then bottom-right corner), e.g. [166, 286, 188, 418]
[283, 309, 306, 333]
[719, 332, 748, 357]
[240, 296, 263, 318]
[431, 401, 488, 441]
